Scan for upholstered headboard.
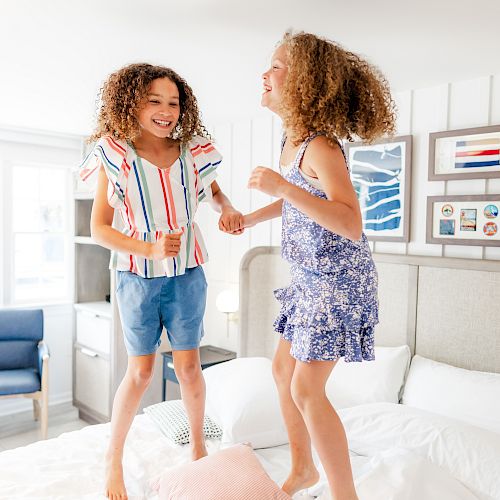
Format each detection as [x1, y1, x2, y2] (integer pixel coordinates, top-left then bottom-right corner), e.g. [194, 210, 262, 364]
[238, 247, 500, 374]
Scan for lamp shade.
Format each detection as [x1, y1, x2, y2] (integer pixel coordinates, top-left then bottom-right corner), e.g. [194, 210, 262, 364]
[216, 289, 239, 314]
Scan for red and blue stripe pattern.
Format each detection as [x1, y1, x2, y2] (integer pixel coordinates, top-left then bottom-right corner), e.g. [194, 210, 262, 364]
[455, 137, 500, 169]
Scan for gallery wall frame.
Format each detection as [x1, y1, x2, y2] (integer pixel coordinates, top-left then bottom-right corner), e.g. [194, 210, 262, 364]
[345, 135, 412, 242]
[428, 124, 500, 181]
[426, 194, 500, 246]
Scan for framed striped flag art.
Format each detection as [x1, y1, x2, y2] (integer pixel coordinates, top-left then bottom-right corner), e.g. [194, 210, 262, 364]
[428, 125, 500, 180]
[345, 135, 412, 242]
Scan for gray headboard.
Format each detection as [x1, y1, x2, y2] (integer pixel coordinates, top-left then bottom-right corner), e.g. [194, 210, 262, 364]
[238, 247, 500, 374]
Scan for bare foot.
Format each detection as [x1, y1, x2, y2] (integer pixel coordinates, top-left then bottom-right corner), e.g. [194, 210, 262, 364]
[105, 455, 128, 500]
[191, 442, 208, 461]
[282, 466, 320, 497]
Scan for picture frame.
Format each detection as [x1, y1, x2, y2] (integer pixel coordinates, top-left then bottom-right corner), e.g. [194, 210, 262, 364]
[428, 124, 500, 180]
[345, 135, 412, 242]
[426, 194, 500, 246]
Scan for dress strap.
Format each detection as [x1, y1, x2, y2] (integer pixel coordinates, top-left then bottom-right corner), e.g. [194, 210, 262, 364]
[292, 133, 321, 171]
[280, 134, 287, 153]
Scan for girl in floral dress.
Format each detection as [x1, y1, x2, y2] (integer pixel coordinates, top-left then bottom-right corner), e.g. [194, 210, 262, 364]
[243, 32, 396, 500]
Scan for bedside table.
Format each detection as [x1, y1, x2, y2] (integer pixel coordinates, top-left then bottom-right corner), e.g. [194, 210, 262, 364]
[161, 345, 236, 401]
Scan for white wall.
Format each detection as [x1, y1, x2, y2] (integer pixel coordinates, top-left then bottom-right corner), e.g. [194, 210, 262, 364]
[200, 73, 500, 352]
[2, 1, 499, 135]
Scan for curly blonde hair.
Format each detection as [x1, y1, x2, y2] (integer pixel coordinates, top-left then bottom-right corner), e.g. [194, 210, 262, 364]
[280, 31, 396, 145]
[89, 63, 210, 143]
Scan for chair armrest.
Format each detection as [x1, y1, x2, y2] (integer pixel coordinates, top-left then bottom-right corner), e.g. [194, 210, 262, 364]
[37, 341, 50, 376]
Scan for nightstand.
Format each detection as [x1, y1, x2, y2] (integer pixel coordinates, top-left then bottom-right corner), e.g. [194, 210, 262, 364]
[161, 345, 236, 401]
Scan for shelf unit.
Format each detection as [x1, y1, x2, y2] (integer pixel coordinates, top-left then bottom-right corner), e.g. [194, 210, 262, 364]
[72, 180, 127, 423]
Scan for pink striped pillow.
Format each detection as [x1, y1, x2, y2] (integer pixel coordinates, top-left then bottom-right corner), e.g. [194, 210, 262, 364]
[153, 443, 291, 500]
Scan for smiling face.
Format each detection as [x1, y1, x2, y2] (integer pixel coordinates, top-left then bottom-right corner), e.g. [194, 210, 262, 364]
[261, 44, 288, 115]
[136, 77, 181, 139]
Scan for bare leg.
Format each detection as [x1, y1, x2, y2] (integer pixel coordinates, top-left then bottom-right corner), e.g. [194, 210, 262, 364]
[272, 338, 319, 496]
[173, 349, 207, 461]
[291, 359, 358, 500]
[105, 354, 155, 500]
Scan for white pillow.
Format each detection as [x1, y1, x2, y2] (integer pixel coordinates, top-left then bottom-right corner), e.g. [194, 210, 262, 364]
[402, 355, 500, 434]
[204, 357, 288, 449]
[326, 345, 411, 409]
[339, 402, 500, 500]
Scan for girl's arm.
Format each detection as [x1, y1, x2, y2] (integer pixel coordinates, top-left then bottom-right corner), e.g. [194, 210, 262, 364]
[91, 167, 181, 259]
[243, 199, 283, 228]
[248, 136, 362, 241]
[210, 180, 244, 234]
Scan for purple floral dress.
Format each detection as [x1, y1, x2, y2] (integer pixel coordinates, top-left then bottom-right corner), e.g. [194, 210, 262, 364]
[274, 134, 378, 363]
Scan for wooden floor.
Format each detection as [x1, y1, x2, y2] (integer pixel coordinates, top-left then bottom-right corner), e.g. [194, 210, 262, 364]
[0, 403, 89, 452]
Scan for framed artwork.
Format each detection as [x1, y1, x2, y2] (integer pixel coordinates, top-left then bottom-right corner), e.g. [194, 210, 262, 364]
[426, 194, 500, 246]
[345, 135, 412, 242]
[428, 124, 500, 180]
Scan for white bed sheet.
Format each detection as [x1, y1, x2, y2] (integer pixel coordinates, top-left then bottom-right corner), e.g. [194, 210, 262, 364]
[1, 403, 499, 500]
[0, 414, 204, 500]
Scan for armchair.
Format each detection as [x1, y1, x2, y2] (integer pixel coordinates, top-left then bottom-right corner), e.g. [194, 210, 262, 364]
[0, 308, 49, 439]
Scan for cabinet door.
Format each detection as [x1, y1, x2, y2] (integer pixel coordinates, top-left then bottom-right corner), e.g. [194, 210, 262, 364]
[75, 347, 110, 418]
[76, 311, 110, 354]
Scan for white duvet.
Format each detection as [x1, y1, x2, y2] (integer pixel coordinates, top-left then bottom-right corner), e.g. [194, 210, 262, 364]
[0, 403, 499, 499]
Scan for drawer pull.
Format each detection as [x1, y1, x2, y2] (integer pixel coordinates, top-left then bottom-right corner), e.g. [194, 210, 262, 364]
[167, 362, 175, 369]
[81, 347, 98, 357]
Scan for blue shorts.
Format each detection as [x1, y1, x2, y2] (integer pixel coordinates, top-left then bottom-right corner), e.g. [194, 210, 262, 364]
[115, 266, 207, 356]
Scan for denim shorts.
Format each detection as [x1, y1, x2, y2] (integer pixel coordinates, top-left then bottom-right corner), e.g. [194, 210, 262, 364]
[115, 266, 207, 356]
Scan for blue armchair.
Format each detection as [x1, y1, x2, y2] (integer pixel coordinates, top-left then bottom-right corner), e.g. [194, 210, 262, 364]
[0, 308, 50, 439]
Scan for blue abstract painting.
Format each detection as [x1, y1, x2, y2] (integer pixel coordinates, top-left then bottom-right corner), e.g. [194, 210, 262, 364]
[348, 139, 409, 239]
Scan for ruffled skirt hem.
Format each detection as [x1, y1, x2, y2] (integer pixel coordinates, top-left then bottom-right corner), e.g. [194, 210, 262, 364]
[273, 283, 378, 363]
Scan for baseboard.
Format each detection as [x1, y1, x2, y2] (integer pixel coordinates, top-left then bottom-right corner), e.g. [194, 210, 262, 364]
[0, 392, 72, 418]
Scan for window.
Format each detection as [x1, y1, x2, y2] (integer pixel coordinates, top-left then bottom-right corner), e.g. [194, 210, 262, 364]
[11, 165, 71, 303]
[0, 128, 82, 306]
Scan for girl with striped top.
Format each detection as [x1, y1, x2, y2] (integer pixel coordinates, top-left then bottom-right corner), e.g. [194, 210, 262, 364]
[80, 63, 242, 500]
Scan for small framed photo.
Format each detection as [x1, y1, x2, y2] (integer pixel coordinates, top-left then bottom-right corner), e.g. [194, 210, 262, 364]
[428, 124, 500, 180]
[345, 135, 412, 242]
[427, 194, 500, 246]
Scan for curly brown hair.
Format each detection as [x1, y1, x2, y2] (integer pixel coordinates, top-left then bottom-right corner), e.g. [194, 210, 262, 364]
[280, 31, 396, 145]
[89, 63, 210, 143]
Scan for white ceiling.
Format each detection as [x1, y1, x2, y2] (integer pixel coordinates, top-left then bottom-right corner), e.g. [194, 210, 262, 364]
[1, 0, 499, 135]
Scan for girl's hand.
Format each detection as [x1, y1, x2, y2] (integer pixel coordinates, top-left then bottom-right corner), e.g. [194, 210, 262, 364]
[149, 233, 182, 259]
[248, 167, 288, 197]
[219, 207, 244, 234]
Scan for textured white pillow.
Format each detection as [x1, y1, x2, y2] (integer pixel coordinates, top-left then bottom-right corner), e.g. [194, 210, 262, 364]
[326, 345, 411, 409]
[204, 357, 288, 449]
[402, 355, 500, 434]
[143, 400, 222, 445]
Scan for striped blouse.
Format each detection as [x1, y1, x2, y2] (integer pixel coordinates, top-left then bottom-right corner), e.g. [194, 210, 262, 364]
[79, 135, 221, 278]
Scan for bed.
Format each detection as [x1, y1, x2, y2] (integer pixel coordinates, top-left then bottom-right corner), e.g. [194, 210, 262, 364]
[0, 249, 499, 499]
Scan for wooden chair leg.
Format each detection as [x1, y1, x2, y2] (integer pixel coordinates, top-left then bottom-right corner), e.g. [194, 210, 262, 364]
[40, 395, 48, 440]
[33, 399, 40, 421]
[40, 355, 49, 440]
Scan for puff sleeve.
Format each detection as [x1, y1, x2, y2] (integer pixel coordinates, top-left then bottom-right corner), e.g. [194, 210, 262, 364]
[79, 137, 129, 208]
[189, 136, 222, 203]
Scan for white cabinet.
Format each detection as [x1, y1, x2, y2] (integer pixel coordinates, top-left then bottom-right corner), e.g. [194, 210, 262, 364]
[73, 190, 124, 424]
[75, 302, 111, 354]
[75, 346, 111, 418]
